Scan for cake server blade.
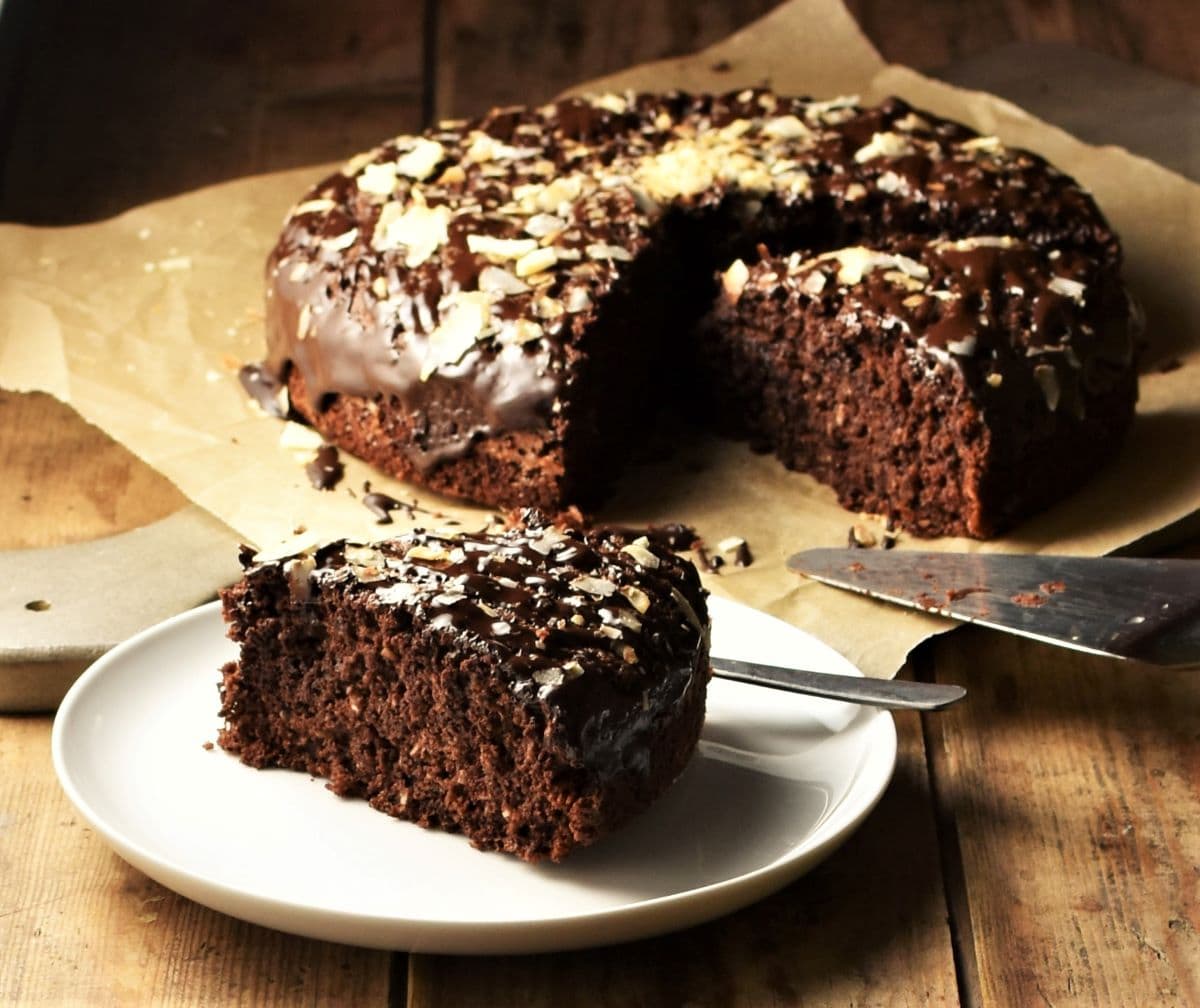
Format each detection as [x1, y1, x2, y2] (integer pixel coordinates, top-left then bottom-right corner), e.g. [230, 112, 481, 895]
[788, 549, 1200, 667]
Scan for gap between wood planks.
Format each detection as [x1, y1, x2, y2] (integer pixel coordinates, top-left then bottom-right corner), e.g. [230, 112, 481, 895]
[913, 640, 983, 1008]
[389, 950, 408, 1008]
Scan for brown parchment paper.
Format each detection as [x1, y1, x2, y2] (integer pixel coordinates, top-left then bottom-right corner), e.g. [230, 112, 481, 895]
[2, 0, 1198, 679]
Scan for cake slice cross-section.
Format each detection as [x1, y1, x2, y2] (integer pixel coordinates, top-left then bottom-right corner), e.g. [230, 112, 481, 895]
[218, 511, 710, 862]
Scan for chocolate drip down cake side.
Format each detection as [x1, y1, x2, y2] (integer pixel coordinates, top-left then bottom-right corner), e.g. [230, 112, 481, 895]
[247, 89, 1139, 539]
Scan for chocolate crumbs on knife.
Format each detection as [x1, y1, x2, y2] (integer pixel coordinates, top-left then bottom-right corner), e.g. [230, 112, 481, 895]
[1011, 592, 1048, 608]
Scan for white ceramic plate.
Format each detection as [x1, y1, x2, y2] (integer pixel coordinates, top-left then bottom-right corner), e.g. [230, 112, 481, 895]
[52, 596, 896, 954]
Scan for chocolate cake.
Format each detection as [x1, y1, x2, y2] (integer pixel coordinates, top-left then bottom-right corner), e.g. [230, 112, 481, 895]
[249, 90, 1137, 538]
[218, 511, 710, 862]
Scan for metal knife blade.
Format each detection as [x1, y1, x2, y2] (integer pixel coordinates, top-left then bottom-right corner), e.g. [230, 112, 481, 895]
[710, 657, 965, 710]
[788, 549, 1200, 667]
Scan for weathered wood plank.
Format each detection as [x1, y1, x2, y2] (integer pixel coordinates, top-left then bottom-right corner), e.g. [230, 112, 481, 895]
[434, 0, 1200, 125]
[0, 0, 426, 224]
[433, 0, 780, 120]
[409, 710, 959, 1007]
[0, 716, 392, 1006]
[927, 627, 1200, 1007]
[843, 0, 1200, 85]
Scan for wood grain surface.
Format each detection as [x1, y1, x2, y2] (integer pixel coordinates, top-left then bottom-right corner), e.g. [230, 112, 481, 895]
[1, 1, 1197, 1004]
[0, 391, 187, 549]
[928, 629, 1200, 1007]
[844, 0, 1200, 86]
[432, 0, 781, 120]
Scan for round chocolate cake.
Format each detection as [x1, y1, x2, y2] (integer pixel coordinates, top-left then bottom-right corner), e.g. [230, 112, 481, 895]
[249, 90, 1138, 538]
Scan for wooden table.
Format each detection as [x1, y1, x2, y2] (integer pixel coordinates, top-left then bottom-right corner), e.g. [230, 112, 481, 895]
[2, 2, 1198, 1003]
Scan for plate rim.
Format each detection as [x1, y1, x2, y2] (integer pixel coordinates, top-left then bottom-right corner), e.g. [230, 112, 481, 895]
[52, 598, 897, 954]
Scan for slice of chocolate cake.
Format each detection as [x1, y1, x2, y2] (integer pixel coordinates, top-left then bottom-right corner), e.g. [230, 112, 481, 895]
[217, 511, 709, 862]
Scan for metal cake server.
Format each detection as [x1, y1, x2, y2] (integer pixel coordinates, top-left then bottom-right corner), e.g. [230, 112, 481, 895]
[788, 549, 1200, 667]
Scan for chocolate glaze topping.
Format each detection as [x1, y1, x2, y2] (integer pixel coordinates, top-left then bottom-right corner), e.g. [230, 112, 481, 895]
[241, 510, 709, 767]
[259, 90, 1123, 479]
